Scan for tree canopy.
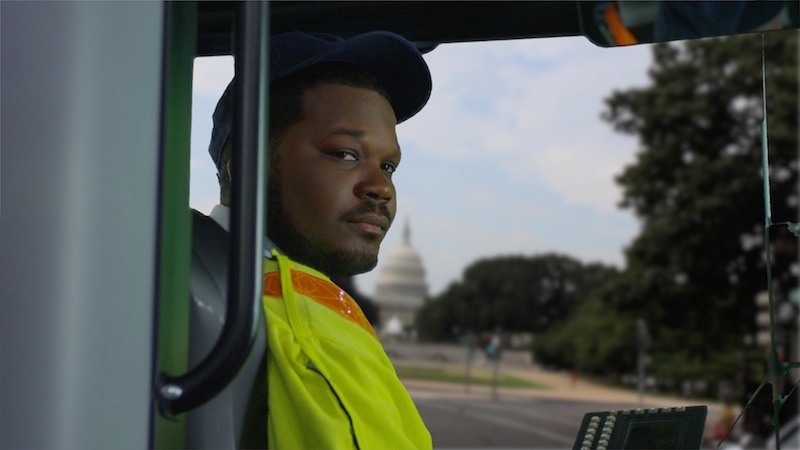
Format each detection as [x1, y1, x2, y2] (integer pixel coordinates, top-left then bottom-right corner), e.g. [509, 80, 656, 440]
[539, 31, 798, 386]
[415, 253, 617, 341]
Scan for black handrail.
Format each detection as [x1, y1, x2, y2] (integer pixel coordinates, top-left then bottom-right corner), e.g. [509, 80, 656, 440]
[157, 0, 268, 415]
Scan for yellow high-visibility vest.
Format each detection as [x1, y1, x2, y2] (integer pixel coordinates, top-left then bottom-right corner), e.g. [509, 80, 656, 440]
[263, 249, 431, 449]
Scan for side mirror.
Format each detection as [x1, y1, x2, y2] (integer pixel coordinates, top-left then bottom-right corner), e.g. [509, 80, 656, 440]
[579, 0, 799, 47]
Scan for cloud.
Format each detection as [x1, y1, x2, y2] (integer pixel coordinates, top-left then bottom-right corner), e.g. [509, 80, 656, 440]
[401, 37, 651, 214]
[192, 56, 234, 96]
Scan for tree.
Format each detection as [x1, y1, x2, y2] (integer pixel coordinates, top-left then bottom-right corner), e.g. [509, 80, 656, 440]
[415, 253, 618, 341]
[598, 31, 798, 388]
[535, 274, 638, 376]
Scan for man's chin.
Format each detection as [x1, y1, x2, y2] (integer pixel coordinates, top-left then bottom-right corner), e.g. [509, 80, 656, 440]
[266, 199, 380, 276]
[314, 250, 378, 277]
[270, 229, 379, 276]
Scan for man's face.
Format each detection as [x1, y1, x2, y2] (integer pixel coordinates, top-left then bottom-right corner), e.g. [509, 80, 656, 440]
[267, 83, 400, 277]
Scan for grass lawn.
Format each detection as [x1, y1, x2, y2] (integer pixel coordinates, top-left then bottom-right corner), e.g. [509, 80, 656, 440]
[394, 363, 549, 389]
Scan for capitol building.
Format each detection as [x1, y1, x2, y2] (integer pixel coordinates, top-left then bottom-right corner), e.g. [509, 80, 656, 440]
[373, 219, 428, 337]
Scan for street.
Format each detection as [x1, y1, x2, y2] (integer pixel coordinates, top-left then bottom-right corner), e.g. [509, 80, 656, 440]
[401, 366, 721, 449]
[412, 387, 638, 448]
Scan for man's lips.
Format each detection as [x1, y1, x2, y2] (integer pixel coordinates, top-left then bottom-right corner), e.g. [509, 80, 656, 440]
[341, 201, 393, 236]
[345, 213, 390, 234]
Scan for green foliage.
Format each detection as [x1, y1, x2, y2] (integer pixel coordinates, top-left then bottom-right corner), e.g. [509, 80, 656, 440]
[415, 253, 618, 341]
[535, 274, 638, 374]
[536, 32, 798, 388]
[591, 31, 798, 386]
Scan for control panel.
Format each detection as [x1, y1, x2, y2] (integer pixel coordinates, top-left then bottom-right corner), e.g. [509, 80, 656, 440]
[572, 405, 707, 450]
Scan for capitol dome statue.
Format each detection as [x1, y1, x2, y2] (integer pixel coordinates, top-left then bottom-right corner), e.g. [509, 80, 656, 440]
[374, 218, 428, 335]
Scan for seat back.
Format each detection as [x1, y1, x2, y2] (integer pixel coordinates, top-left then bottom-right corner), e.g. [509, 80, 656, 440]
[185, 210, 267, 448]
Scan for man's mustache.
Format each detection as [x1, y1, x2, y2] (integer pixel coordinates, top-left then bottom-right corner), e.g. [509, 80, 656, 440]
[341, 202, 394, 227]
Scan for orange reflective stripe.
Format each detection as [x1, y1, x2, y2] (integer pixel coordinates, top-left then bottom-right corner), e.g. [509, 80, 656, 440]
[264, 270, 378, 340]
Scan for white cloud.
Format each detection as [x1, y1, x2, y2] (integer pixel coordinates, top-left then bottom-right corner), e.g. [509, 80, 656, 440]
[402, 37, 651, 214]
[192, 56, 234, 96]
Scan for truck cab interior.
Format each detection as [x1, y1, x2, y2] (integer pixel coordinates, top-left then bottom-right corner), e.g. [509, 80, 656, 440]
[1, 2, 797, 448]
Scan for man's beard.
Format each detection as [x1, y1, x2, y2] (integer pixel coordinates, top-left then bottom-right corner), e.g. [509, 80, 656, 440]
[266, 180, 383, 277]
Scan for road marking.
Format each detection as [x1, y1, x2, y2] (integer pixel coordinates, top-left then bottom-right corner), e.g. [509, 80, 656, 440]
[425, 402, 576, 446]
[476, 400, 579, 429]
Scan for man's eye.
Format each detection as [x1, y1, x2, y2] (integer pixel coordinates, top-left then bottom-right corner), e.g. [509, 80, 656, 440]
[382, 162, 398, 175]
[331, 150, 358, 161]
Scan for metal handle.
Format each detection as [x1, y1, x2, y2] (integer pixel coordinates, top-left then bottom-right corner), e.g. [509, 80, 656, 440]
[157, 0, 268, 416]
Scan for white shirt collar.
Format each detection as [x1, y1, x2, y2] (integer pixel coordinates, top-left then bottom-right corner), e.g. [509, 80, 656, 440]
[209, 204, 230, 232]
[208, 203, 278, 258]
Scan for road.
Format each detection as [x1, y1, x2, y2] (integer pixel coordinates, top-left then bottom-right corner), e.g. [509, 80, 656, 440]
[415, 391, 635, 448]
[401, 366, 723, 449]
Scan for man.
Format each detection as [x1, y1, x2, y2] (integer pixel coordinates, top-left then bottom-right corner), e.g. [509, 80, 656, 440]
[206, 31, 432, 448]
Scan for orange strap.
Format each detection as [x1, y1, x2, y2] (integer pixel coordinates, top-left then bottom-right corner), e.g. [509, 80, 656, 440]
[264, 270, 378, 340]
[605, 3, 638, 46]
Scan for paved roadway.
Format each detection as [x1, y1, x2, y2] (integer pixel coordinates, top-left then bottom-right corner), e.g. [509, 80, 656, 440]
[414, 390, 635, 448]
[401, 366, 723, 449]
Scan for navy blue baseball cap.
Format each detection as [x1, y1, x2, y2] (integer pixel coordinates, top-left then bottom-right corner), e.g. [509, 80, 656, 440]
[208, 31, 432, 171]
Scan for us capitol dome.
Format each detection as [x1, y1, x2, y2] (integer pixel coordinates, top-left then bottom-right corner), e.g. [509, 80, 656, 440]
[374, 218, 428, 335]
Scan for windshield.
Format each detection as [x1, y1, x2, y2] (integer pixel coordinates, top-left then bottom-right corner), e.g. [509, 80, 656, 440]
[189, 30, 798, 449]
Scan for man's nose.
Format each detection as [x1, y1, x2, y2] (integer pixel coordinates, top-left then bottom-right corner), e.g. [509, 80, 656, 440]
[355, 164, 393, 202]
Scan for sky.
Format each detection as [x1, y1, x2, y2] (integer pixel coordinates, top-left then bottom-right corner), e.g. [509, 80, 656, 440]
[189, 36, 655, 298]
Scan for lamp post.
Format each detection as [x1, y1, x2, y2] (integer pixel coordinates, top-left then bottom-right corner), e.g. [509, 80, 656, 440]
[637, 318, 651, 405]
